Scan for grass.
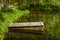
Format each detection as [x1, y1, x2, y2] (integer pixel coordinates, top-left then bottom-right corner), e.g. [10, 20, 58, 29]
[0, 9, 29, 40]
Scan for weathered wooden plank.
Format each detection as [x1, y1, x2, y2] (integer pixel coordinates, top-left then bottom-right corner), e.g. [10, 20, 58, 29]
[9, 22, 44, 28]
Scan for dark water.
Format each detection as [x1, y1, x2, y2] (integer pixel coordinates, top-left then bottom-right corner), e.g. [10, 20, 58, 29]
[4, 32, 44, 40]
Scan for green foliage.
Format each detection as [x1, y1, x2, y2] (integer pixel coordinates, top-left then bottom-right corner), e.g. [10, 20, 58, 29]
[0, 8, 13, 12]
[11, 0, 60, 11]
[0, 8, 29, 40]
[0, 13, 5, 22]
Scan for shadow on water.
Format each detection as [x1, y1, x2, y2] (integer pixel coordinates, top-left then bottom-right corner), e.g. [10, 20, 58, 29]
[4, 31, 59, 40]
[4, 32, 44, 40]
